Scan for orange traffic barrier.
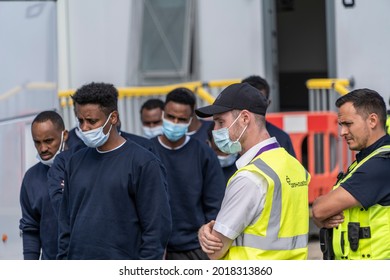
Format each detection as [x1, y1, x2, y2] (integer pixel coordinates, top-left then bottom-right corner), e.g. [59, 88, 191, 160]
[266, 111, 352, 204]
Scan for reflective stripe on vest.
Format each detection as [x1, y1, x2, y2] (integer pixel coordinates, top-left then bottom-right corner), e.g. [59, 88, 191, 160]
[232, 158, 308, 251]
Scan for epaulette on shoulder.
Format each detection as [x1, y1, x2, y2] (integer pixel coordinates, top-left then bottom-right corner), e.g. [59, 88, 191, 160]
[376, 150, 390, 158]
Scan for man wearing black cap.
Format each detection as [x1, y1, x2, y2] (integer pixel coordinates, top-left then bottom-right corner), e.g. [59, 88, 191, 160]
[196, 83, 310, 260]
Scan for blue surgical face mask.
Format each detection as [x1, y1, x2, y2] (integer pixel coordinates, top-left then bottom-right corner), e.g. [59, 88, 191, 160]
[76, 112, 113, 148]
[142, 125, 163, 139]
[212, 113, 248, 154]
[36, 131, 65, 167]
[218, 153, 238, 168]
[162, 117, 192, 142]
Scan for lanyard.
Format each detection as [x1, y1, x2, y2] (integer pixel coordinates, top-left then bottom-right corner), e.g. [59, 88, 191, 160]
[253, 142, 280, 159]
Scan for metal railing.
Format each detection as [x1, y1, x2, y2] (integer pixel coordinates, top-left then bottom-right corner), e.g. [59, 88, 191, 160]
[306, 78, 352, 112]
[58, 79, 241, 134]
[305, 78, 355, 174]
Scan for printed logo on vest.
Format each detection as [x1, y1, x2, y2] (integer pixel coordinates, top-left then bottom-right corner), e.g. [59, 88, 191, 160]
[286, 176, 307, 188]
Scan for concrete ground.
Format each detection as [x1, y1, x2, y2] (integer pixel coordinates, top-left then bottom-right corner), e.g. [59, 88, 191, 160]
[308, 214, 322, 260]
[308, 236, 322, 260]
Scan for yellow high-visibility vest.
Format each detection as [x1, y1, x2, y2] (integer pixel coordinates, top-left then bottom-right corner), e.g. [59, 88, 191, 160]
[332, 145, 390, 260]
[386, 116, 390, 134]
[222, 147, 310, 260]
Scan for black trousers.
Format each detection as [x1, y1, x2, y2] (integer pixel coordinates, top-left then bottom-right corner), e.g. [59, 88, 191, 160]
[165, 248, 209, 260]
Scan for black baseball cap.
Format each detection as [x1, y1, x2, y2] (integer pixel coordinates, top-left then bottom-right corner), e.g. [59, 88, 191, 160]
[195, 82, 268, 118]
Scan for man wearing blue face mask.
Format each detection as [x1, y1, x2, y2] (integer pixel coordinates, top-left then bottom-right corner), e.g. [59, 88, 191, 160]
[150, 87, 226, 260]
[196, 83, 310, 260]
[140, 98, 164, 139]
[19, 110, 68, 259]
[48, 116, 158, 218]
[57, 82, 171, 260]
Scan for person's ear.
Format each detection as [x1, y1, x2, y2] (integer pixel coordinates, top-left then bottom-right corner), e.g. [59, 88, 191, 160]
[241, 110, 251, 125]
[63, 130, 69, 142]
[368, 113, 379, 129]
[110, 111, 119, 126]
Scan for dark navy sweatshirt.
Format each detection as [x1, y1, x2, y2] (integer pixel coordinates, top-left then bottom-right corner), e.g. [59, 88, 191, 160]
[57, 140, 171, 259]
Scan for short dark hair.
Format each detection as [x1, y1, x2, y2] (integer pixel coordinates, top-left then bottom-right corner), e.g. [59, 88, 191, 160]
[336, 88, 387, 129]
[32, 110, 65, 131]
[72, 82, 118, 115]
[165, 87, 196, 112]
[140, 98, 164, 114]
[242, 75, 270, 100]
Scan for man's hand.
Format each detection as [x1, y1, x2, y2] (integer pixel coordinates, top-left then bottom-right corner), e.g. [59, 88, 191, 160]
[198, 220, 223, 254]
[314, 212, 344, 228]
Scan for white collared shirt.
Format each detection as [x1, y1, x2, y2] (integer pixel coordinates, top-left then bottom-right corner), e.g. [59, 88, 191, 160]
[213, 137, 279, 240]
[235, 137, 278, 169]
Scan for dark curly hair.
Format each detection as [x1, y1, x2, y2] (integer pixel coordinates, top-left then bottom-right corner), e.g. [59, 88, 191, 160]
[165, 87, 196, 113]
[72, 82, 118, 115]
[140, 98, 164, 114]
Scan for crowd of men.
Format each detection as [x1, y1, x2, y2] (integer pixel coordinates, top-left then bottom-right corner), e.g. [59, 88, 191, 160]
[19, 75, 390, 260]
